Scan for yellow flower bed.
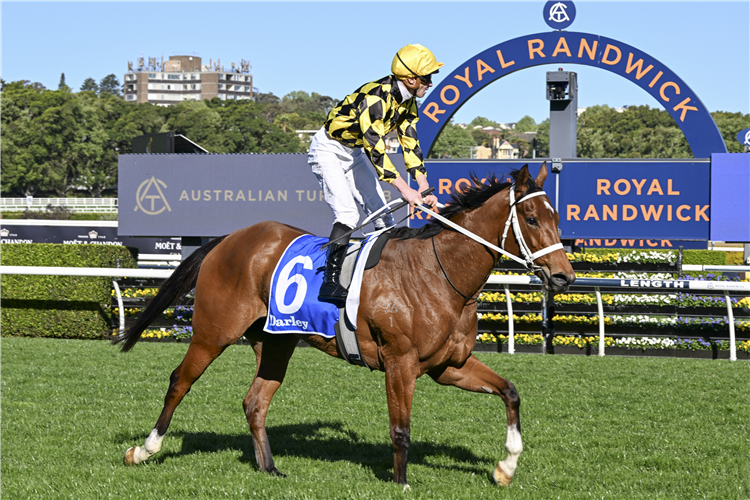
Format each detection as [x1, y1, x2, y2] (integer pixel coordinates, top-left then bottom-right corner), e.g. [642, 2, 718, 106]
[565, 252, 619, 263]
[111, 287, 160, 298]
[552, 335, 616, 348]
[480, 313, 542, 323]
[477, 332, 543, 345]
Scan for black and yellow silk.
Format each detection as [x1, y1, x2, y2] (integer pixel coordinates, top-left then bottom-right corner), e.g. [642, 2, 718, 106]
[324, 75, 426, 183]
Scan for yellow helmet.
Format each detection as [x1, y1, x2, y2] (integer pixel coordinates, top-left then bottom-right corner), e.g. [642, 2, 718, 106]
[391, 44, 443, 80]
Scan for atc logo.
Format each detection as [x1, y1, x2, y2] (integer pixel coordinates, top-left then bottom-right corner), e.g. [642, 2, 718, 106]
[135, 177, 172, 215]
[737, 128, 750, 147]
[544, 1, 576, 30]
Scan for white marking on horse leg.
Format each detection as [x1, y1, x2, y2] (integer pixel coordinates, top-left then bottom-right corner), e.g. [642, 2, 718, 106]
[132, 428, 164, 464]
[498, 424, 523, 478]
[482, 386, 493, 394]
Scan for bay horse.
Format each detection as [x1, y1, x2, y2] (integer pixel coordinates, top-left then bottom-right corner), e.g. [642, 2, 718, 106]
[114, 163, 574, 487]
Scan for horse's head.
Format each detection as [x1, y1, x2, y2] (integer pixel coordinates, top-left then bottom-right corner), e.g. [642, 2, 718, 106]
[505, 163, 575, 292]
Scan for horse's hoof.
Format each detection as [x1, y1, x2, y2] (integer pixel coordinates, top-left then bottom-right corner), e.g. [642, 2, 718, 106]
[123, 447, 137, 466]
[492, 465, 513, 486]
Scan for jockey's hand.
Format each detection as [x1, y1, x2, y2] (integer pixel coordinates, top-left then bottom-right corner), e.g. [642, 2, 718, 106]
[422, 194, 438, 209]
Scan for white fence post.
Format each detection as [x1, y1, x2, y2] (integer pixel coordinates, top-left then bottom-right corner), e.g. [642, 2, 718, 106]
[726, 290, 737, 361]
[596, 287, 605, 357]
[505, 285, 514, 354]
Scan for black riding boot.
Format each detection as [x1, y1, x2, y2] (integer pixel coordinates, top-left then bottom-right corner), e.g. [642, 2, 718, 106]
[319, 223, 351, 304]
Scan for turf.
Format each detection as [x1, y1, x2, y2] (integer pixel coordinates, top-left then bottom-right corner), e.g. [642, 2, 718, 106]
[2, 337, 748, 499]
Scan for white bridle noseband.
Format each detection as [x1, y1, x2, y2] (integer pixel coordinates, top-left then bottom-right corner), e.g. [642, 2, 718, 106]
[415, 184, 564, 272]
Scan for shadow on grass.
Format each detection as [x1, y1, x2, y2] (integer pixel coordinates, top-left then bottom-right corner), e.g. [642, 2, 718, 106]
[118, 420, 491, 482]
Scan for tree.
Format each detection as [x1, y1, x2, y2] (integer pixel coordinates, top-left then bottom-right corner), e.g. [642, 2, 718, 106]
[58, 73, 69, 91]
[80, 78, 99, 93]
[470, 129, 492, 146]
[468, 116, 503, 129]
[514, 115, 537, 133]
[712, 111, 750, 153]
[428, 122, 476, 159]
[99, 74, 121, 97]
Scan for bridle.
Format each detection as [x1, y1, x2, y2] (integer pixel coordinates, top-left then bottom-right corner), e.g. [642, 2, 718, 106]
[418, 183, 564, 301]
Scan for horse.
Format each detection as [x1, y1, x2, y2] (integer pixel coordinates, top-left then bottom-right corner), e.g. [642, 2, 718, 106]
[114, 163, 575, 487]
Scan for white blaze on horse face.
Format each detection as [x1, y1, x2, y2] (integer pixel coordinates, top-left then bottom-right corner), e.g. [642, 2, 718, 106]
[543, 200, 555, 215]
[498, 424, 523, 478]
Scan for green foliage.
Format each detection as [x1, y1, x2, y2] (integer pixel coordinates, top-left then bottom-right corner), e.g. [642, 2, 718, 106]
[80, 77, 99, 93]
[712, 111, 750, 153]
[428, 122, 476, 159]
[0, 244, 137, 339]
[514, 115, 537, 133]
[682, 249, 726, 266]
[0, 84, 323, 196]
[98, 74, 121, 97]
[532, 106, 748, 158]
[469, 128, 491, 146]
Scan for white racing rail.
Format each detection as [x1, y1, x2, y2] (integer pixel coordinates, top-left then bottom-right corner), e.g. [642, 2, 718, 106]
[2, 266, 748, 361]
[486, 275, 750, 361]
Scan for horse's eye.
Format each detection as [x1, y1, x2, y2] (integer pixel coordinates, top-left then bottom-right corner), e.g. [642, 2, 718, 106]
[526, 216, 538, 226]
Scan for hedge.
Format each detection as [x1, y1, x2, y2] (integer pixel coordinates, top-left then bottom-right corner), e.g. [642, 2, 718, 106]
[1, 244, 138, 339]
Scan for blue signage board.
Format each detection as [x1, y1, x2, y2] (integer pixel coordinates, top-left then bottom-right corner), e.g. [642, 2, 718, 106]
[409, 160, 554, 228]
[543, 1, 576, 30]
[557, 160, 710, 239]
[737, 128, 750, 147]
[710, 153, 750, 242]
[414, 159, 710, 241]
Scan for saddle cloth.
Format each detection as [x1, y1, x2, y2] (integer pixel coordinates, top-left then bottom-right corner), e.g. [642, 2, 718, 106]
[263, 233, 384, 340]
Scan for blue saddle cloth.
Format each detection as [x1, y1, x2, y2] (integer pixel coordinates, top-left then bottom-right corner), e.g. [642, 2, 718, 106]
[263, 235, 339, 337]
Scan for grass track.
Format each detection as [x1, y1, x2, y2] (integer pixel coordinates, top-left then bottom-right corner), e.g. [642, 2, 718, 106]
[2, 337, 749, 499]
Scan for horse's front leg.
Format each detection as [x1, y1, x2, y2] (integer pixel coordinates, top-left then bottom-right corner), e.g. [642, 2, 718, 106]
[428, 355, 522, 486]
[383, 351, 419, 486]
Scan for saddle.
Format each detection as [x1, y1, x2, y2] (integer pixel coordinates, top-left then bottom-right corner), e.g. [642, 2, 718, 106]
[335, 231, 392, 368]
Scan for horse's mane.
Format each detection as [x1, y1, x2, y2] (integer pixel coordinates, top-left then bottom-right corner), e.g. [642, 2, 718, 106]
[389, 169, 540, 241]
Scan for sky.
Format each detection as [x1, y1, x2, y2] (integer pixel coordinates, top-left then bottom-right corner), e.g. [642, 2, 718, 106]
[2, 1, 748, 125]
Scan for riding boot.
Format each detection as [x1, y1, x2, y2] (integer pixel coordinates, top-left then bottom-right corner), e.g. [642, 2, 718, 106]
[319, 223, 351, 304]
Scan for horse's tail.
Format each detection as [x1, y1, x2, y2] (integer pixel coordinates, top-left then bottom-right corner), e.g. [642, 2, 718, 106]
[113, 235, 228, 353]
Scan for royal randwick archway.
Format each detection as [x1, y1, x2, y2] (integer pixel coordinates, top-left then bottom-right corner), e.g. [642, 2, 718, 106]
[417, 31, 727, 158]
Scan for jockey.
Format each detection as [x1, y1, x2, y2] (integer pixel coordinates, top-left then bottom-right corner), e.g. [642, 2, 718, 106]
[308, 43, 441, 304]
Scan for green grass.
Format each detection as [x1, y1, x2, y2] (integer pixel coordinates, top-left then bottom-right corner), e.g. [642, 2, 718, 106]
[2, 337, 749, 499]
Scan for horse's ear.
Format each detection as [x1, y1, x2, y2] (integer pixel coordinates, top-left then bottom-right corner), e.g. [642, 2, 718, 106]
[515, 165, 530, 195]
[535, 162, 548, 189]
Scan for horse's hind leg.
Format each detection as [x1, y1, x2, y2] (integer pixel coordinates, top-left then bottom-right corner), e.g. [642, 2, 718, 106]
[428, 355, 522, 486]
[123, 340, 226, 465]
[243, 334, 299, 476]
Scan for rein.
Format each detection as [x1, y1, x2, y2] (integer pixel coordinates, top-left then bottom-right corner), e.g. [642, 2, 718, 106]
[416, 184, 564, 298]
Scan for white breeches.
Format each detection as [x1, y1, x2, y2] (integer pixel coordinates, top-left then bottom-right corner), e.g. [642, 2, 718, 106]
[308, 128, 394, 230]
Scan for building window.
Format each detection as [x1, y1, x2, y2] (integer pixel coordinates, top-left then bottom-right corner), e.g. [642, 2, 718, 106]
[218, 84, 224, 89]
[168, 74, 180, 80]
[161, 84, 165, 89]
[191, 84, 196, 90]
[183, 84, 188, 90]
[191, 74, 196, 80]
[219, 74, 224, 80]
[167, 85, 171, 90]
[245, 76, 250, 82]
[245, 86, 250, 92]
[126, 95, 135, 101]
[149, 73, 156, 79]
